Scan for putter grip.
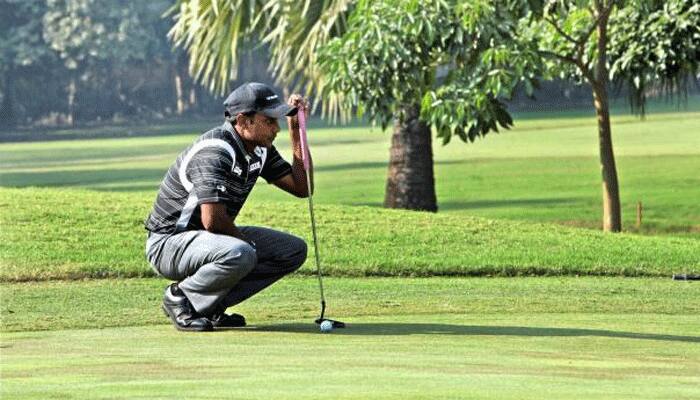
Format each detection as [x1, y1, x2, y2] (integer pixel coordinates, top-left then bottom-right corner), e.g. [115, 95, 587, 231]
[297, 105, 311, 171]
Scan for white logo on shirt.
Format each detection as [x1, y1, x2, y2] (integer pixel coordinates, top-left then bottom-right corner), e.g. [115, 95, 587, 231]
[265, 95, 278, 100]
[233, 166, 243, 176]
[249, 161, 262, 172]
[216, 185, 226, 193]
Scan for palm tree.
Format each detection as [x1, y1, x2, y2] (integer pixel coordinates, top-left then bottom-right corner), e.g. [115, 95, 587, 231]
[168, 0, 352, 118]
[169, 0, 439, 212]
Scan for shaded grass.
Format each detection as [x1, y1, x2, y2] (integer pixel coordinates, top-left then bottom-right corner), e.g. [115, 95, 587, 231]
[2, 276, 698, 332]
[1, 187, 699, 282]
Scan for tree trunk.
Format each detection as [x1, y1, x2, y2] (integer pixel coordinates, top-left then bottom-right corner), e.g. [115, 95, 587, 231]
[0, 70, 17, 129]
[174, 69, 185, 115]
[592, 4, 621, 232]
[67, 76, 76, 127]
[384, 103, 438, 212]
[188, 86, 196, 109]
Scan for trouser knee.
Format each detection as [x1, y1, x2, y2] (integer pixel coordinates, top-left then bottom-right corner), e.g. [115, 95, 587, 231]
[288, 237, 308, 272]
[219, 244, 257, 277]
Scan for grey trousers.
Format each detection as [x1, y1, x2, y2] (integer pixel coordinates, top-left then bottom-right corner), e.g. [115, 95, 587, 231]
[145, 226, 307, 315]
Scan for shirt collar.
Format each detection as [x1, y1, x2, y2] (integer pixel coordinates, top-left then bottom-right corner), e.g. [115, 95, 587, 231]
[222, 120, 257, 160]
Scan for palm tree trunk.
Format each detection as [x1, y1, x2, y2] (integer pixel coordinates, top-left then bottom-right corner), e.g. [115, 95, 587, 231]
[384, 103, 438, 212]
[174, 67, 185, 115]
[592, 4, 621, 232]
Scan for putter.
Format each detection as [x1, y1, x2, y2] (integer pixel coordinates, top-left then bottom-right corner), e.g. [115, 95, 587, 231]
[297, 104, 345, 329]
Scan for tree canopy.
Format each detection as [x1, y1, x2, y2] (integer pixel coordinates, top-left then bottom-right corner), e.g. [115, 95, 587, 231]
[319, 0, 543, 144]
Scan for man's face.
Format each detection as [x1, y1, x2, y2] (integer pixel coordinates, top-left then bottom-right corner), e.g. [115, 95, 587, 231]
[240, 113, 280, 148]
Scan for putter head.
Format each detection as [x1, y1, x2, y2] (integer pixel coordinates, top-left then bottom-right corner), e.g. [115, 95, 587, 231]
[315, 318, 346, 328]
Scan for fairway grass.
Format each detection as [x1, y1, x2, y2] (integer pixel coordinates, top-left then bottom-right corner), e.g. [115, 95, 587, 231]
[1, 277, 698, 399]
[1, 102, 698, 398]
[1, 107, 698, 236]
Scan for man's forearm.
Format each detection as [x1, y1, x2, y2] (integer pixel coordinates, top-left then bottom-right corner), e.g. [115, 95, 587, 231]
[288, 119, 313, 195]
[206, 217, 244, 239]
[200, 204, 250, 243]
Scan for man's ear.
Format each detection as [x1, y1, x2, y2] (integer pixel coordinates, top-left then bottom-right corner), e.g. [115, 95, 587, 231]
[235, 113, 253, 128]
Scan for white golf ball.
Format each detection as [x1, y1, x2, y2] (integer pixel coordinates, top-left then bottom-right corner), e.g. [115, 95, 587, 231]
[319, 320, 333, 333]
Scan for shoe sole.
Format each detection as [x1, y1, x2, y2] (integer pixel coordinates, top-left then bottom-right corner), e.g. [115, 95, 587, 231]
[161, 304, 213, 332]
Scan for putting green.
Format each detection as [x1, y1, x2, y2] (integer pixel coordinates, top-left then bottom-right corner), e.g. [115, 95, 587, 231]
[2, 313, 698, 399]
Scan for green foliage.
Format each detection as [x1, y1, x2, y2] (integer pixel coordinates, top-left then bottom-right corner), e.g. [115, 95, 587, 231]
[320, 0, 457, 127]
[529, 4, 596, 83]
[165, 0, 696, 149]
[42, 0, 155, 70]
[168, 0, 353, 109]
[319, 0, 540, 143]
[167, 0, 260, 94]
[1, 0, 216, 126]
[518, 0, 700, 115]
[609, 0, 700, 114]
[0, 0, 53, 71]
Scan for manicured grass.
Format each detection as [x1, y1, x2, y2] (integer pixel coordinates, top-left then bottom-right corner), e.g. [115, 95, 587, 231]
[1, 278, 698, 399]
[1, 101, 699, 398]
[1, 108, 698, 235]
[2, 277, 698, 332]
[1, 187, 699, 282]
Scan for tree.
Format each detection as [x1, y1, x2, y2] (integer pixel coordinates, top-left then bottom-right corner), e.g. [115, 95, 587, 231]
[0, 0, 53, 128]
[319, 0, 538, 211]
[521, 0, 699, 231]
[168, 0, 537, 212]
[320, 0, 699, 229]
[169, 0, 699, 229]
[42, 0, 154, 125]
[168, 0, 353, 123]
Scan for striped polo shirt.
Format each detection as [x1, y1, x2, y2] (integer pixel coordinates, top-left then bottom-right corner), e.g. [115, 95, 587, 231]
[144, 121, 292, 234]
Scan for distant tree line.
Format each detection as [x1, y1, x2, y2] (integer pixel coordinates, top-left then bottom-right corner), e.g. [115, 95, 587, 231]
[1, 0, 667, 132]
[0, 0, 277, 129]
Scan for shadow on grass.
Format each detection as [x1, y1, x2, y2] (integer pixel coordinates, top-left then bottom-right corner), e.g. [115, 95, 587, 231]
[314, 159, 468, 173]
[0, 168, 165, 189]
[353, 197, 583, 210]
[250, 323, 700, 343]
[439, 197, 584, 211]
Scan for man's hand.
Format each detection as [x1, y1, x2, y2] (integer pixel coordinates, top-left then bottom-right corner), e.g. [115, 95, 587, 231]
[287, 94, 310, 130]
[274, 93, 313, 198]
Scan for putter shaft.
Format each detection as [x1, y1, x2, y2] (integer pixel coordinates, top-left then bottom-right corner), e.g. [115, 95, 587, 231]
[304, 160, 326, 317]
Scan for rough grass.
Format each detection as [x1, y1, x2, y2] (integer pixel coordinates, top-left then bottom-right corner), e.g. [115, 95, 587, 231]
[1, 187, 698, 282]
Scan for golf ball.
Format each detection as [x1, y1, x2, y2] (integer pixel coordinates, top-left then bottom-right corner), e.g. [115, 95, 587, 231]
[319, 320, 333, 333]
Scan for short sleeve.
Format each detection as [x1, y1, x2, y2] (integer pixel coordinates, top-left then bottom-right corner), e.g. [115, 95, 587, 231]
[260, 145, 292, 183]
[185, 146, 235, 204]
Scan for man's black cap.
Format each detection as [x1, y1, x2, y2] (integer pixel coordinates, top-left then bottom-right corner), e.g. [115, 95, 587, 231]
[223, 82, 297, 119]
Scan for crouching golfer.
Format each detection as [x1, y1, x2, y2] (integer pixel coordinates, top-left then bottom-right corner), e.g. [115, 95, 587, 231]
[144, 82, 310, 331]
